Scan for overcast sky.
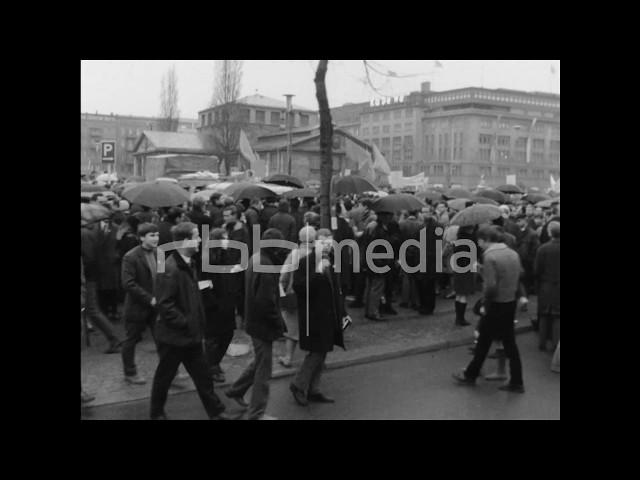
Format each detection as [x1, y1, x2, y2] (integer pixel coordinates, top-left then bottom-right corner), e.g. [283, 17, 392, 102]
[81, 60, 560, 119]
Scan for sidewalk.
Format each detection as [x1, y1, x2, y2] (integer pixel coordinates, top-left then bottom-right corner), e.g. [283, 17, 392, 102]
[81, 293, 537, 407]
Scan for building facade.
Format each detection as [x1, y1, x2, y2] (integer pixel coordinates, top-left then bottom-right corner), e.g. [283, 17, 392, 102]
[354, 82, 560, 189]
[81, 113, 198, 176]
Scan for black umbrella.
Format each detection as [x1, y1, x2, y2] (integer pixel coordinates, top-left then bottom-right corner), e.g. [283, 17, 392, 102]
[523, 193, 551, 204]
[80, 183, 106, 192]
[416, 190, 445, 203]
[496, 184, 523, 194]
[283, 187, 318, 199]
[223, 182, 279, 201]
[443, 187, 472, 200]
[263, 173, 304, 189]
[450, 204, 502, 227]
[475, 188, 507, 204]
[122, 180, 190, 208]
[372, 194, 425, 213]
[331, 175, 377, 195]
[81, 203, 111, 226]
[470, 195, 499, 206]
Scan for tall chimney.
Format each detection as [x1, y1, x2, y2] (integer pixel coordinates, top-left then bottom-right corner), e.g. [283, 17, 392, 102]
[421, 81, 431, 93]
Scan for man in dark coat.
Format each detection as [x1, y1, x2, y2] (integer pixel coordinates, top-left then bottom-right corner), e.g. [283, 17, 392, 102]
[290, 198, 305, 234]
[259, 197, 279, 234]
[157, 207, 183, 248]
[289, 229, 345, 406]
[243, 198, 262, 251]
[120, 223, 159, 385]
[413, 212, 439, 316]
[223, 205, 250, 320]
[149, 222, 233, 420]
[362, 212, 394, 321]
[96, 218, 121, 321]
[399, 210, 422, 310]
[207, 193, 225, 229]
[539, 207, 560, 245]
[268, 199, 297, 243]
[187, 196, 214, 240]
[515, 214, 540, 295]
[225, 228, 286, 420]
[535, 221, 560, 351]
[81, 223, 122, 353]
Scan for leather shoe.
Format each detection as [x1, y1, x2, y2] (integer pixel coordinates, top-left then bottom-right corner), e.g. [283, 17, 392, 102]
[452, 371, 476, 386]
[81, 391, 95, 404]
[455, 320, 471, 326]
[225, 390, 248, 408]
[365, 314, 386, 322]
[289, 383, 309, 406]
[498, 384, 525, 393]
[308, 392, 335, 403]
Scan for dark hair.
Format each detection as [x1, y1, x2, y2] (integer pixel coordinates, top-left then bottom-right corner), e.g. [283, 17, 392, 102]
[209, 192, 221, 203]
[262, 228, 284, 241]
[138, 222, 159, 238]
[91, 193, 102, 201]
[126, 215, 140, 231]
[362, 199, 374, 209]
[209, 227, 227, 240]
[290, 198, 300, 209]
[335, 202, 343, 215]
[492, 216, 505, 227]
[344, 199, 353, 211]
[171, 222, 197, 242]
[166, 207, 183, 223]
[476, 225, 502, 243]
[278, 199, 290, 213]
[223, 204, 239, 218]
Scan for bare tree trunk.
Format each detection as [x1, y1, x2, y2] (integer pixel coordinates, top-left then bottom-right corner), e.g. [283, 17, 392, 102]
[315, 60, 332, 229]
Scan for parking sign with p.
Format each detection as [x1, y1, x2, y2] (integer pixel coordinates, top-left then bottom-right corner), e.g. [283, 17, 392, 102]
[101, 141, 115, 162]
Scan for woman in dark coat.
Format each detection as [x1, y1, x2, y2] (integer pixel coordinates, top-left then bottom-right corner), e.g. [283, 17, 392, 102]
[289, 231, 345, 404]
[452, 224, 477, 326]
[199, 228, 239, 383]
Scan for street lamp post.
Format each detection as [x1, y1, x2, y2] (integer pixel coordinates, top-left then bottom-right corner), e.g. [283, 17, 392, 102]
[284, 94, 294, 175]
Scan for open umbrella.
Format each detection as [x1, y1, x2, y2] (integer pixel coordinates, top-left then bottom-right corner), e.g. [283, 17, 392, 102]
[81, 203, 110, 226]
[223, 182, 279, 201]
[80, 183, 106, 192]
[125, 176, 146, 183]
[122, 180, 190, 208]
[416, 190, 444, 203]
[496, 184, 523, 194]
[444, 187, 472, 200]
[447, 198, 474, 211]
[263, 173, 304, 188]
[450, 204, 502, 227]
[331, 175, 377, 195]
[471, 195, 499, 206]
[536, 198, 560, 208]
[523, 193, 551, 204]
[372, 194, 425, 213]
[475, 188, 507, 204]
[283, 187, 318, 199]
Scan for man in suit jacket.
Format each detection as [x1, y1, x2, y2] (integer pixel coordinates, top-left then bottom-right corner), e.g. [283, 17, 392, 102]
[149, 222, 234, 420]
[535, 221, 560, 352]
[225, 228, 286, 420]
[120, 223, 160, 385]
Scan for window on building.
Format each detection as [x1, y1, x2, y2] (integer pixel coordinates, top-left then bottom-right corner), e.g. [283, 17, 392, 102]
[479, 149, 491, 163]
[372, 138, 380, 148]
[361, 114, 369, 123]
[533, 152, 544, 163]
[383, 125, 390, 134]
[394, 110, 402, 119]
[382, 137, 391, 149]
[533, 139, 545, 150]
[363, 127, 369, 136]
[238, 109, 250, 123]
[255, 110, 265, 124]
[550, 140, 560, 151]
[373, 126, 380, 135]
[372, 112, 380, 121]
[498, 135, 510, 147]
[394, 123, 401, 132]
[434, 165, 444, 175]
[515, 137, 527, 149]
[498, 167, 510, 177]
[270, 111, 281, 125]
[300, 114, 309, 126]
[405, 108, 413, 118]
[550, 152, 560, 164]
[207, 112, 212, 125]
[451, 165, 461, 176]
[383, 111, 390, 121]
[514, 151, 526, 163]
[534, 123, 546, 134]
[479, 134, 492, 145]
[518, 169, 528, 177]
[480, 166, 491, 177]
[404, 122, 413, 132]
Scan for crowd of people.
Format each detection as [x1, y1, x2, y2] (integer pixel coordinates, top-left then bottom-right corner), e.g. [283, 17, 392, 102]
[81, 185, 560, 418]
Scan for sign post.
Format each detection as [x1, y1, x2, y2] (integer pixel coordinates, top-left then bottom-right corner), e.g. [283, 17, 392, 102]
[101, 141, 116, 173]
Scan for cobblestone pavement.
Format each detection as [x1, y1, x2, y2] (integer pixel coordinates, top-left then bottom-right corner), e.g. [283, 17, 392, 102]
[81, 292, 538, 407]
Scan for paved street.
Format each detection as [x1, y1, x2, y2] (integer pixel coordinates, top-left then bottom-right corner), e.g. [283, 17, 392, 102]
[82, 331, 559, 420]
